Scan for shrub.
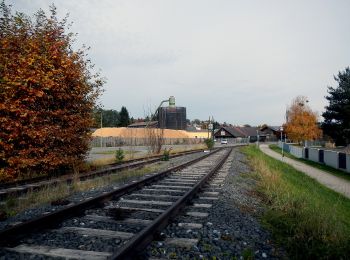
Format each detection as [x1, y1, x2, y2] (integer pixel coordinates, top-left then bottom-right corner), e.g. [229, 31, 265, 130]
[204, 138, 214, 149]
[115, 148, 124, 164]
[0, 3, 104, 180]
[161, 148, 172, 161]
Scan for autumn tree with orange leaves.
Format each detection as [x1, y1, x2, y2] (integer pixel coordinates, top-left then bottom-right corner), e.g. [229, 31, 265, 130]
[284, 96, 322, 144]
[0, 2, 104, 181]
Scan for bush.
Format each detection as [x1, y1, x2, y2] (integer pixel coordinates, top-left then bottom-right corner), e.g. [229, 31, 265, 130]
[204, 138, 214, 149]
[0, 3, 104, 180]
[161, 148, 172, 161]
[115, 149, 124, 164]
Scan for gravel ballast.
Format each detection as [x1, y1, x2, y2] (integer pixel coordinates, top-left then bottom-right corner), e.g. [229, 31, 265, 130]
[0, 151, 206, 232]
[142, 148, 285, 259]
[0, 147, 286, 259]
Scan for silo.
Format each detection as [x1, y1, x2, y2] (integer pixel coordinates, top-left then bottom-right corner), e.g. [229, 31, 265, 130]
[158, 97, 186, 130]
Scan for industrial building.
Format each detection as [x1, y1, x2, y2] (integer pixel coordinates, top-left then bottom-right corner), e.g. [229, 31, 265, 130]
[128, 96, 187, 130]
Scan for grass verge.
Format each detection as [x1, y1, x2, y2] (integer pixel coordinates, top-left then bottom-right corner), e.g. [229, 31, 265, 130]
[242, 145, 350, 259]
[269, 144, 350, 182]
[0, 164, 160, 217]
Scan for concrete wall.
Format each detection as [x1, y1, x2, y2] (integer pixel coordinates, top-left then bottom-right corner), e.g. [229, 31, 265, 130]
[278, 141, 293, 153]
[275, 142, 350, 173]
[308, 148, 319, 163]
[289, 145, 304, 158]
[324, 150, 338, 169]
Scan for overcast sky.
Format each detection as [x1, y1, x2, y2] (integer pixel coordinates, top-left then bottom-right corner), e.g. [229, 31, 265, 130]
[10, 0, 350, 126]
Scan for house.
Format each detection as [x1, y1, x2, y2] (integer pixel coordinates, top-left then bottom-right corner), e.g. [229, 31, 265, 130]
[260, 125, 283, 141]
[214, 126, 266, 142]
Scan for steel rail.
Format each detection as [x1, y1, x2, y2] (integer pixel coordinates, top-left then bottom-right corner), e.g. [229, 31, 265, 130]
[112, 147, 233, 259]
[0, 148, 210, 200]
[0, 148, 222, 246]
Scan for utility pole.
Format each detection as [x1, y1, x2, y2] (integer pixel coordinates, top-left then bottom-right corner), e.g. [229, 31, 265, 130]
[211, 116, 215, 141]
[280, 126, 284, 158]
[100, 111, 103, 148]
[207, 116, 210, 139]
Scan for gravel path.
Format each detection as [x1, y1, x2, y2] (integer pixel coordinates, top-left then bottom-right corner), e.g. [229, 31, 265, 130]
[260, 144, 350, 199]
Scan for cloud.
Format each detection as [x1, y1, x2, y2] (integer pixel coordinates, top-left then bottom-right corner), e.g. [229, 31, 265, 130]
[10, 0, 350, 125]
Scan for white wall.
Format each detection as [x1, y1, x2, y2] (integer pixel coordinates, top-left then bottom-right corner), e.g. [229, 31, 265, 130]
[308, 148, 319, 163]
[324, 150, 338, 169]
[273, 142, 350, 173]
[289, 146, 303, 158]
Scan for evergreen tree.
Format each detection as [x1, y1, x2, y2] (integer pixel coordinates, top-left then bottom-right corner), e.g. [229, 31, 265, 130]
[322, 67, 350, 146]
[92, 108, 120, 127]
[103, 109, 119, 127]
[118, 106, 130, 127]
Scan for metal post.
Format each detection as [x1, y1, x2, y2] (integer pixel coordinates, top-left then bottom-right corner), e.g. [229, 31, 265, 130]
[211, 116, 215, 141]
[207, 117, 210, 139]
[280, 126, 284, 158]
[256, 129, 259, 147]
[100, 111, 103, 148]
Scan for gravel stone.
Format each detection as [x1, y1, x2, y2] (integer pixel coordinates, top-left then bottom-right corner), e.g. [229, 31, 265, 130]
[0, 152, 206, 232]
[142, 148, 285, 259]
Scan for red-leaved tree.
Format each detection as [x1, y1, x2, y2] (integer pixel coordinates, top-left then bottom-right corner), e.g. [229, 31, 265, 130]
[0, 2, 104, 181]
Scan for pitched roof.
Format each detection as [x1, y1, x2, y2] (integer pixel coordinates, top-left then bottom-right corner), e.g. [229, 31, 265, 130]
[215, 127, 246, 137]
[215, 126, 265, 137]
[260, 125, 281, 132]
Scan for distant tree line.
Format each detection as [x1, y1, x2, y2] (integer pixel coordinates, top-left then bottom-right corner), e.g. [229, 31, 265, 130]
[92, 106, 132, 128]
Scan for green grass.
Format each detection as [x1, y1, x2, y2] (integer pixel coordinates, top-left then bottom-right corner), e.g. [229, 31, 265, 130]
[269, 144, 350, 182]
[242, 145, 350, 259]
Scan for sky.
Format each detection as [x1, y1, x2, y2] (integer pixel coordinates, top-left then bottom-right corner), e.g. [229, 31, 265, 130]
[8, 0, 350, 126]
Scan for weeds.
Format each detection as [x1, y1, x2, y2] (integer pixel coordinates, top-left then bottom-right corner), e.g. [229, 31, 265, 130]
[115, 148, 125, 164]
[161, 148, 171, 161]
[0, 164, 161, 217]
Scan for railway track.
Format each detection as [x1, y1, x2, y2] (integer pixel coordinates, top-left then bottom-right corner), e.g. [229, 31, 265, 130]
[0, 147, 232, 259]
[0, 148, 207, 201]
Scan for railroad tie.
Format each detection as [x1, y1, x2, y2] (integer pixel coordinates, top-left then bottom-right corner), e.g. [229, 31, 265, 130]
[115, 206, 165, 213]
[177, 222, 203, 229]
[142, 188, 185, 193]
[84, 214, 152, 225]
[193, 203, 212, 208]
[185, 211, 209, 218]
[129, 193, 182, 199]
[119, 199, 173, 206]
[55, 227, 134, 239]
[5, 244, 112, 260]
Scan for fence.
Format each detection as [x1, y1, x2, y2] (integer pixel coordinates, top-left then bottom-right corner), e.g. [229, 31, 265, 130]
[90, 137, 206, 148]
[91, 136, 250, 148]
[278, 141, 350, 173]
